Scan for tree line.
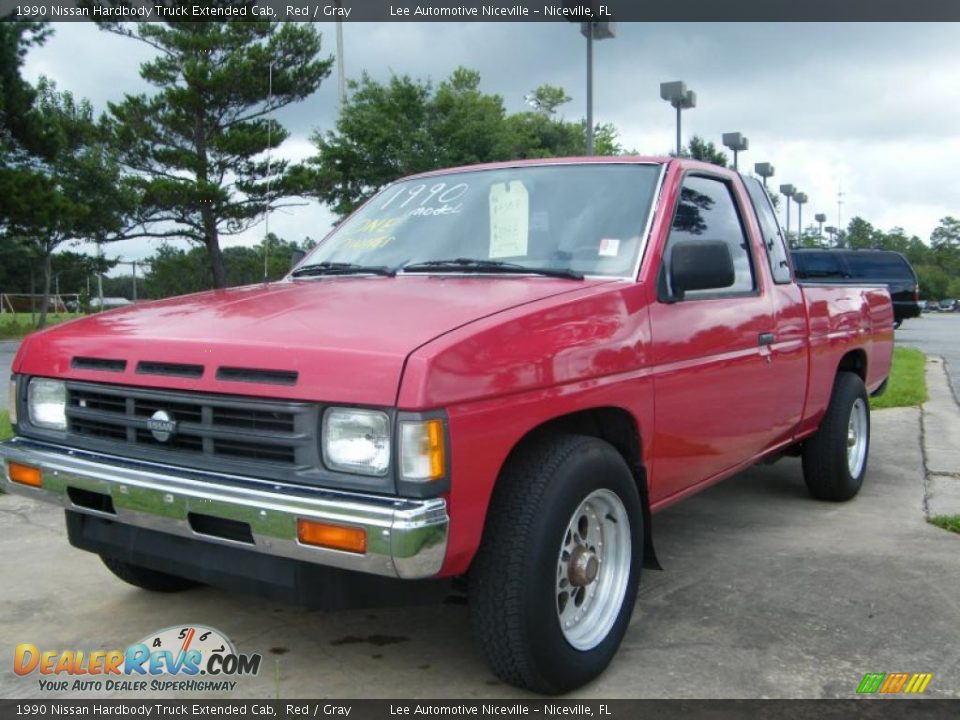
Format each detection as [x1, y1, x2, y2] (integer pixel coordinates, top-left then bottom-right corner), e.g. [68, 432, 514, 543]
[3, 12, 959, 326]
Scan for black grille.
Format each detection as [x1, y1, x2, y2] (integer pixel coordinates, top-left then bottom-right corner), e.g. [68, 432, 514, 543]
[63, 382, 316, 477]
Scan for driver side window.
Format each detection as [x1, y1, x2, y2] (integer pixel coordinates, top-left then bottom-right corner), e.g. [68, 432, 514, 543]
[665, 176, 755, 297]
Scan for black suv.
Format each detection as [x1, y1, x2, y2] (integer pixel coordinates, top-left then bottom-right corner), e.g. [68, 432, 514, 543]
[791, 249, 921, 327]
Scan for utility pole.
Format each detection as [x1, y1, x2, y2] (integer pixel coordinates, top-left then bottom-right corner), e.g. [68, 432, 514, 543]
[837, 184, 845, 236]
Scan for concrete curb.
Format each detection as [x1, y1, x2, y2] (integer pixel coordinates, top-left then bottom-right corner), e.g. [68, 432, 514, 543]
[922, 355, 960, 518]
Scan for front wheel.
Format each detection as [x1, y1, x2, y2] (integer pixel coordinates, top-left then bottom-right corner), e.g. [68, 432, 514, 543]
[469, 435, 642, 694]
[802, 372, 870, 501]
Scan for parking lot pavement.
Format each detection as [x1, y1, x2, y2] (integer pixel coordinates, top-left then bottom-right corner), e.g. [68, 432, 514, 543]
[924, 356, 960, 518]
[0, 341, 19, 410]
[2, 404, 959, 700]
[899, 314, 960, 402]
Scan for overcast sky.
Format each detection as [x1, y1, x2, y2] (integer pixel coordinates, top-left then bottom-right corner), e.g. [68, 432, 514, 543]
[22, 21, 960, 265]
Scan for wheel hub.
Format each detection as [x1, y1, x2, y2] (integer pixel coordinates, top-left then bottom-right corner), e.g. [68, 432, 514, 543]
[846, 397, 868, 477]
[568, 546, 600, 587]
[555, 489, 632, 651]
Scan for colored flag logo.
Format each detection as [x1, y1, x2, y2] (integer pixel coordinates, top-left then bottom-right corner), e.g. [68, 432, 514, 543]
[856, 672, 932, 694]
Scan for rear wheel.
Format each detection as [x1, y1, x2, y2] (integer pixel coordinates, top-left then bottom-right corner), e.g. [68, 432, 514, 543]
[100, 555, 201, 593]
[469, 434, 642, 694]
[802, 372, 870, 501]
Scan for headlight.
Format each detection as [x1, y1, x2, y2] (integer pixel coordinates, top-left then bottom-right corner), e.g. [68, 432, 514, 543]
[28, 378, 66, 431]
[7, 378, 17, 425]
[322, 408, 390, 476]
[400, 419, 446, 482]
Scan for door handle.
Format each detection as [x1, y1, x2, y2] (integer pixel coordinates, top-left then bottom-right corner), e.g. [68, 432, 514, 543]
[758, 332, 775, 347]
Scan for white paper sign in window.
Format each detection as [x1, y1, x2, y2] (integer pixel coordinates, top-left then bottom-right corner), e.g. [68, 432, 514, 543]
[489, 181, 529, 258]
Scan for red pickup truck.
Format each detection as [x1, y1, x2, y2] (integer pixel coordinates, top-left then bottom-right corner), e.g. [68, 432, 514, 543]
[3, 158, 893, 693]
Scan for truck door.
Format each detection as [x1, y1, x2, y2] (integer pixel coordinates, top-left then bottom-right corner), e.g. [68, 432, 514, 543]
[742, 176, 808, 444]
[648, 173, 779, 502]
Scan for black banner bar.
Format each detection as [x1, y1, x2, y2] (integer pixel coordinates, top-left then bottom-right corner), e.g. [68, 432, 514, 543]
[3, 0, 960, 22]
[2, 700, 960, 720]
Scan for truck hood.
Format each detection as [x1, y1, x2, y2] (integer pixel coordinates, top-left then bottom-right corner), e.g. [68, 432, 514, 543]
[16, 276, 605, 406]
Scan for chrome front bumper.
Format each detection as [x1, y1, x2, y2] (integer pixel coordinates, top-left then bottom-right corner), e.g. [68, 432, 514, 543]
[0, 437, 449, 579]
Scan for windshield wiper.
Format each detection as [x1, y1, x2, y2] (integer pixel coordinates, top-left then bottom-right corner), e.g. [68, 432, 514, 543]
[291, 261, 396, 278]
[401, 258, 584, 280]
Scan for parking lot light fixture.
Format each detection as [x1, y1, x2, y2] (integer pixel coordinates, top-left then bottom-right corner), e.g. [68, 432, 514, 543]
[722, 132, 749, 170]
[660, 81, 696, 157]
[815, 213, 827, 240]
[580, 21, 616, 155]
[754, 162, 775, 187]
[825, 225, 838, 247]
[779, 184, 796, 238]
[793, 192, 808, 243]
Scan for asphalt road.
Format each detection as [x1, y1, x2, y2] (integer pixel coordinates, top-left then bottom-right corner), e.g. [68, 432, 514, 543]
[0, 341, 18, 410]
[898, 313, 960, 401]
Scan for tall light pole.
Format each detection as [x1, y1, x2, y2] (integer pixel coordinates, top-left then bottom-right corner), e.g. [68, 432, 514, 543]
[754, 162, 775, 188]
[263, 60, 274, 283]
[837, 184, 845, 235]
[825, 225, 838, 247]
[660, 81, 696, 157]
[815, 213, 827, 241]
[793, 192, 808, 244]
[336, 13, 345, 112]
[722, 132, 749, 170]
[779, 184, 796, 240]
[579, 22, 616, 155]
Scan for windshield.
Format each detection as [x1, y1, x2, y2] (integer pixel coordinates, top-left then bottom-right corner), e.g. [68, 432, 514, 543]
[298, 164, 662, 278]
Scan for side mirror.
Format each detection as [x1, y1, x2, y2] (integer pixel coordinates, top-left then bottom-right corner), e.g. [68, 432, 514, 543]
[669, 240, 735, 300]
[289, 249, 307, 270]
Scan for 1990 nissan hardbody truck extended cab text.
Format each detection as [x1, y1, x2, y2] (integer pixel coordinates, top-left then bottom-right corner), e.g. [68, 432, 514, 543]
[3, 158, 893, 693]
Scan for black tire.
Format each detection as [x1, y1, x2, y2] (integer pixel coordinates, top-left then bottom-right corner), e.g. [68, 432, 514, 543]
[802, 372, 870, 501]
[469, 434, 643, 694]
[100, 555, 201, 593]
[893, 320, 902, 330]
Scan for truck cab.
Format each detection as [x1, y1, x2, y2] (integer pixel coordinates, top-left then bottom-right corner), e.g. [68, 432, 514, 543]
[3, 157, 893, 694]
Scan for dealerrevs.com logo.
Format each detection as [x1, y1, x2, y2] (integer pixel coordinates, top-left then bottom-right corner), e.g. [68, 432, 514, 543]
[14, 625, 262, 693]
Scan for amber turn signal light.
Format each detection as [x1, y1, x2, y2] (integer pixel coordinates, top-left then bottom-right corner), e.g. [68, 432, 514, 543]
[399, 418, 446, 481]
[8, 462, 42, 488]
[297, 519, 367, 554]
